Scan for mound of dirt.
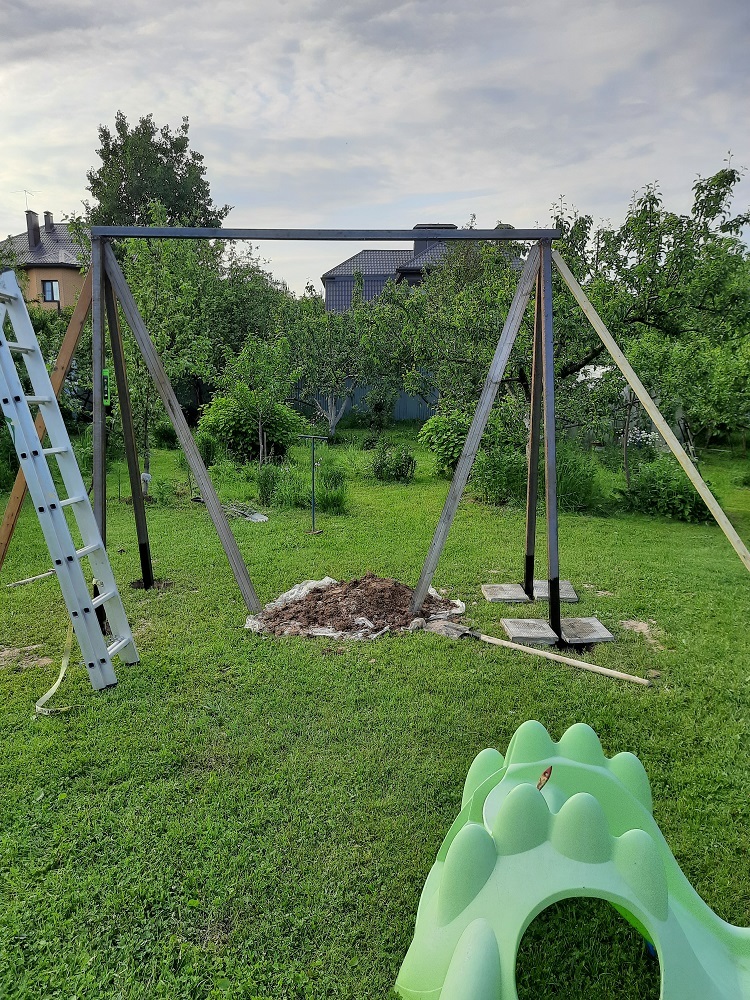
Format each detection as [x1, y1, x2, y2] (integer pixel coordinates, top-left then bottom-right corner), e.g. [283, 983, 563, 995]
[250, 572, 461, 638]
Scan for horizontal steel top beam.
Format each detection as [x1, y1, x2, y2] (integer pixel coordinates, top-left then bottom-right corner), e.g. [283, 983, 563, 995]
[91, 226, 561, 242]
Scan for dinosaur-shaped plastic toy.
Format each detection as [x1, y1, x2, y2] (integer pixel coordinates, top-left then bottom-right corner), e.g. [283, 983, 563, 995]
[396, 720, 750, 999]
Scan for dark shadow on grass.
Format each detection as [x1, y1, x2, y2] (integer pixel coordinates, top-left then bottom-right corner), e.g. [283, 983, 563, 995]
[516, 897, 661, 999]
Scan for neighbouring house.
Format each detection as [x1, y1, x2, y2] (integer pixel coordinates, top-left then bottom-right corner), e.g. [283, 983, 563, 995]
[4, 210, 86, 310]
[321, 223, 457, 312]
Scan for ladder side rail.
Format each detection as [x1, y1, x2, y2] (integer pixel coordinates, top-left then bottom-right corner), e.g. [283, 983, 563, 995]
[3, 295, 138, 664]
[0, 330, 115, 688]
[0, 271, 92, 572]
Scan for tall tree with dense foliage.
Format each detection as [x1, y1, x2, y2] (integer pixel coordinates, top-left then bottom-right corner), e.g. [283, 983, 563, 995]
[594, 166, 750, 445]
[86, 111, 230, 227]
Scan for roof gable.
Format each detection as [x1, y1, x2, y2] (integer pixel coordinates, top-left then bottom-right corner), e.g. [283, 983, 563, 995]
[321, 249, 415, 279]
[6, 222, 86, 269]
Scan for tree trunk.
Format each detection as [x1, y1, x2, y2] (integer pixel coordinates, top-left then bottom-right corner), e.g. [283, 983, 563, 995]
[623, 395, 635, 488]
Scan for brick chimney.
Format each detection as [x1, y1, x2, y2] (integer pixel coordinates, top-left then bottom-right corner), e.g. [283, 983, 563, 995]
[413, 222, 457, 256]
[44, 211, 55, 233]
[26, 210, 41, 249]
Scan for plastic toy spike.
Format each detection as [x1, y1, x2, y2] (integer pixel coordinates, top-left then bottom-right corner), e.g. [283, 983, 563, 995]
[395, 720, 750, 1000]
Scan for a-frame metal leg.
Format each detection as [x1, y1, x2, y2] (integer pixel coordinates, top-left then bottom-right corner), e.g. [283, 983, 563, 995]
[103, 242, 263, 613]
[0, 270, 92, 572]
[411, 244, 541, 614]
[104, 275, 154, 590]
[523, 274, 544, 599]
[539, 240, 562, 639]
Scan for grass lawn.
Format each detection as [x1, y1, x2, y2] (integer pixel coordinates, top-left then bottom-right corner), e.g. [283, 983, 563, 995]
[1, 434, 749, 999]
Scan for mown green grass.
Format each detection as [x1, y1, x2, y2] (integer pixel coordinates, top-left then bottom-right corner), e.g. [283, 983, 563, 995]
[1, 438, 749, 999]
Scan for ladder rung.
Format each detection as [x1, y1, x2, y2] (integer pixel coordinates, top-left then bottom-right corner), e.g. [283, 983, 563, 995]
[25, 395, 52, 404]
[60, 495, 85, 507]
[107, 636, 131, 657]
[6, 342, 34, 354]
[92, 589, 116, 608]
[0, 291, 19, 303]
[42, 446, 69, 456]
[76, 542, 103, 558]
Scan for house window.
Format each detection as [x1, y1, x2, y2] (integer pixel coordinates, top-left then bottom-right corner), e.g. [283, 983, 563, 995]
[41, 280, 60, 302]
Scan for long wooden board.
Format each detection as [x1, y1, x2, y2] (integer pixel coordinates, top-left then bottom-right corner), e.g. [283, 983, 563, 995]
[553, 250, 750, 574]
[0, 270, 92, 572]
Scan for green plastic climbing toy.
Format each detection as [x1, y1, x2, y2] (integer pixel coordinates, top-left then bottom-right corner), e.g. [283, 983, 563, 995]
[395, 720, 750, 999]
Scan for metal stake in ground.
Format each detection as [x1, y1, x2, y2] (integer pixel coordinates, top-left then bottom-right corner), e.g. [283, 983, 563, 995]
[298, 434, 328, 534]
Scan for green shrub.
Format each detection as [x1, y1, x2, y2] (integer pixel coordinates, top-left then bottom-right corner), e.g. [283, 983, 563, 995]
[371, 439, 417, 483]
[197, 388, 302, 465]
[470, 441, 607, 513]
[152, 416, 179, 449]
[272, 466, 309, 509]
[418, 411, 471, 474]
[195, 428, 225, 468]
[555, 441, 607, 513]
[470, 448, 528, 506]
[316, 462, 349, 514]
[257, 463, 281, 506]
[149, 478, 180, 506]
[617, 456, 714, 522]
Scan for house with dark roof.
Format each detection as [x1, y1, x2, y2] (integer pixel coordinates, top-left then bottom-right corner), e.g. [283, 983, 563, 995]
[4, 210, 86, 310]
[321, 223, 456, 312]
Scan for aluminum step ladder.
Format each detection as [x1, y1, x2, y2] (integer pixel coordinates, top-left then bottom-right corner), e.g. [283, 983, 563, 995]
[0, 269, 137, 690]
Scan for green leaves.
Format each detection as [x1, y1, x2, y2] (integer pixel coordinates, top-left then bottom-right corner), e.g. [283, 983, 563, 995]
[86, 111, 230, 228]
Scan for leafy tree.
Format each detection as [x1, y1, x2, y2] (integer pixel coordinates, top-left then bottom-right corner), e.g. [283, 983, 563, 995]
[593, 167, 750, 445]
[117, 202, 288, 485]
[86, 111, 231, 227]
[281, 283, 360, 435]
[217, 334, 302, 464]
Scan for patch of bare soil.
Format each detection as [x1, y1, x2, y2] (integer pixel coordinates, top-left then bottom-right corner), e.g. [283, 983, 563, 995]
[620, 619, 665, 650]
[0, 645, 54, 670]
[258, 572, 456, 637]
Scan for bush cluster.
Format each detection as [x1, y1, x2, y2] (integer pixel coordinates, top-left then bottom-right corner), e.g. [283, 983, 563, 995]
[617, 456, 714, 522]
[371, 439, 417, 483]
[196, 388, 302, 465]
[470, 440, 607, 513]
[418, 411, 471, 474]
[256, 456, 348, 514]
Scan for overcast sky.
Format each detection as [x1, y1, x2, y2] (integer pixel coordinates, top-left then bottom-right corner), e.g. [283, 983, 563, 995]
[2, 0, 748, 293]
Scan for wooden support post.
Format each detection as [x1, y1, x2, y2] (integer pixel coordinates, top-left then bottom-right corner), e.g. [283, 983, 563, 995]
[103, 242, 262, 612]
[540, 240, 562, 638]
[104, 275, 154, 589]
[411, 244, 541, 614]
[553, 249, 750, 574]
[0, 271, 93, 571]
[523, 275, 544, 598]
[91, 238, 107, 547]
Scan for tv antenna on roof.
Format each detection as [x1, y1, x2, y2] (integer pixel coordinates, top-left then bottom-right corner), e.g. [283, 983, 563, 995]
[10, 189, 39, 210]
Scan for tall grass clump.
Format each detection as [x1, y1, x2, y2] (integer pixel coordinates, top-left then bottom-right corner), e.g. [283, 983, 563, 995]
[470, 441, 608, 513]
[259, 454, 349, 515]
